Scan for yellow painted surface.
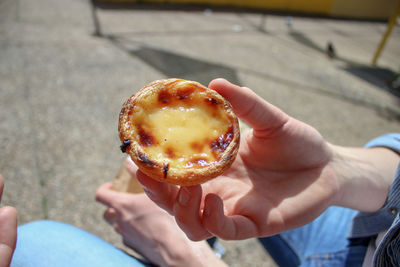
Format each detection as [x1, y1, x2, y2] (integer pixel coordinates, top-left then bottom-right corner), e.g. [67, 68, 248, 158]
[287, 0, 332, 14]
[97, 0, 331, 12]
[372, 0, 400, 64]
[97, 0, 396, 19]
[331, 0, 398, 19]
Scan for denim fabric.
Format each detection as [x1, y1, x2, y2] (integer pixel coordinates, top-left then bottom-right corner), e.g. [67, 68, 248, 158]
[260, 134, 400, 266]
[259, 206, 366, 266]
[349, 133, 400, 238]
[11, 220, 147, 267]
[10, 134, 400, 266]
[374, 210, 400, 266]
[350, 163, 400, 239]
[364, 133, 400, 154]
[352, 133, 400, 265]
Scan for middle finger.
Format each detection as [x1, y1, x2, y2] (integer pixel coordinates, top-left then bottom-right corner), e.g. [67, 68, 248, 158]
[173, 185, 212, 241]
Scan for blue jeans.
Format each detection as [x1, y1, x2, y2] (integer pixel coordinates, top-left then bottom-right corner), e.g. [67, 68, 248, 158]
[11, 220, 146, 267]
[259, 207, 368, 267]
[11, 207, 367, 266]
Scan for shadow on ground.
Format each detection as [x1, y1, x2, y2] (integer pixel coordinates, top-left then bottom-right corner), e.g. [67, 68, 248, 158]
[103, 34, 241, 86]
[342, 65, 400, 96]
[92, 0, 399, 101]
[100, 32, 400, 122]
[287, 29, 400, 99]
[130, 46, 241, 86]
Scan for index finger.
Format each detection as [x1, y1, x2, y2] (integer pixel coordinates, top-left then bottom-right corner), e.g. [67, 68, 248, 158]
[0, 206, 18, 266]
[95, 182, 119, 207]
[208, 78, 289, 132]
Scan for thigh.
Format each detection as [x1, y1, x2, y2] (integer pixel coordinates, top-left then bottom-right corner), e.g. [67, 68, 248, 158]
[259, 207, 362, 266]
[11, 220, 146, 267]
[301, 245, 367, 267]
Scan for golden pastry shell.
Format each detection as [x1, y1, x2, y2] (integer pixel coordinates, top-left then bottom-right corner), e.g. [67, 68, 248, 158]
[118, 78, 240, 186]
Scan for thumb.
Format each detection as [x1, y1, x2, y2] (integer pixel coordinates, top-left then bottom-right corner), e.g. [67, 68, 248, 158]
[208, 78, 289, 132]
[0, 206, 18, 267]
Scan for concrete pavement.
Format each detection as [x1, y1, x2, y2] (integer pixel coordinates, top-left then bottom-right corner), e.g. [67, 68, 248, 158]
[1, 0, 399, 265]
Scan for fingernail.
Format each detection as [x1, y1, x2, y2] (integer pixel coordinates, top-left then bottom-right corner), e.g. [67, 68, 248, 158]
[179, 187, 190, 206]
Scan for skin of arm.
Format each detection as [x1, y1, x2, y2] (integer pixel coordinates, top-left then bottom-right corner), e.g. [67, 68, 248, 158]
[96, 161, 227, 267]
[136, 78, 400, 241]
[330, 145, 399, 212]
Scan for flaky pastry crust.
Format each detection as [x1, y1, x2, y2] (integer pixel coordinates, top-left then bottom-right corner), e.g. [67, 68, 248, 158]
[118, 78, 240, 186]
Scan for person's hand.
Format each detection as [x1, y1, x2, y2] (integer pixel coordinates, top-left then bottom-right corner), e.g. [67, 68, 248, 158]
[138, 79, 400, 241]
[0, 174, 18, 267]
[95, 161, 226, 267]
[136, 78, 341, 241]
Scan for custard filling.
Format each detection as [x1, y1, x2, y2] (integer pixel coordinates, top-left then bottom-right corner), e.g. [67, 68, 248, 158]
[136, 105, 231, 169]
[130, 84, 234, 170]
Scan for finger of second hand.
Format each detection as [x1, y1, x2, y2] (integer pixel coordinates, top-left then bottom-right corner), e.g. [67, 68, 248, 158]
[173, 186, 212, 241]
[0, 206, 18, 267]
[95, 182, 116, 207]
[103, 207, 117, 225]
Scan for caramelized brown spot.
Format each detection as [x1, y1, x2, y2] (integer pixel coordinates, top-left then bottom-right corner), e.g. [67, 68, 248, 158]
[210, 126, 234, 158]
[205, 97, 220, 106]
[158, 89, 172, 104]
[163, 162, 169, 178]
[190, 142, 205, 152]
[138, 151, 158, 167]
[138, 127, 155, 147]
[165, 147, 176, 159]
[177, 86, 195, 100]
[211, 112, 220, 118]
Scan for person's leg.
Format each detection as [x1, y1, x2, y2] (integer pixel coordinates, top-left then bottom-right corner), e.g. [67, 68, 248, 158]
[259, 207, 366, 267]
[11, 220, 147, 267]
[259, 234, 300, 266]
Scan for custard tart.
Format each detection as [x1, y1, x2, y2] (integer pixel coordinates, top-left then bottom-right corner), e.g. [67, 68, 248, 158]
[118, 78, 240, 186]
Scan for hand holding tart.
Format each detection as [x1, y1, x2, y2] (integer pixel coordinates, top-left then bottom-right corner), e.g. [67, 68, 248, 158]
[118, 79, 240, 186]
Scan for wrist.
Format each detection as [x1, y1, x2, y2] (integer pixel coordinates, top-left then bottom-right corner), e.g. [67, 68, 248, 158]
[329, 144, 399, 212]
